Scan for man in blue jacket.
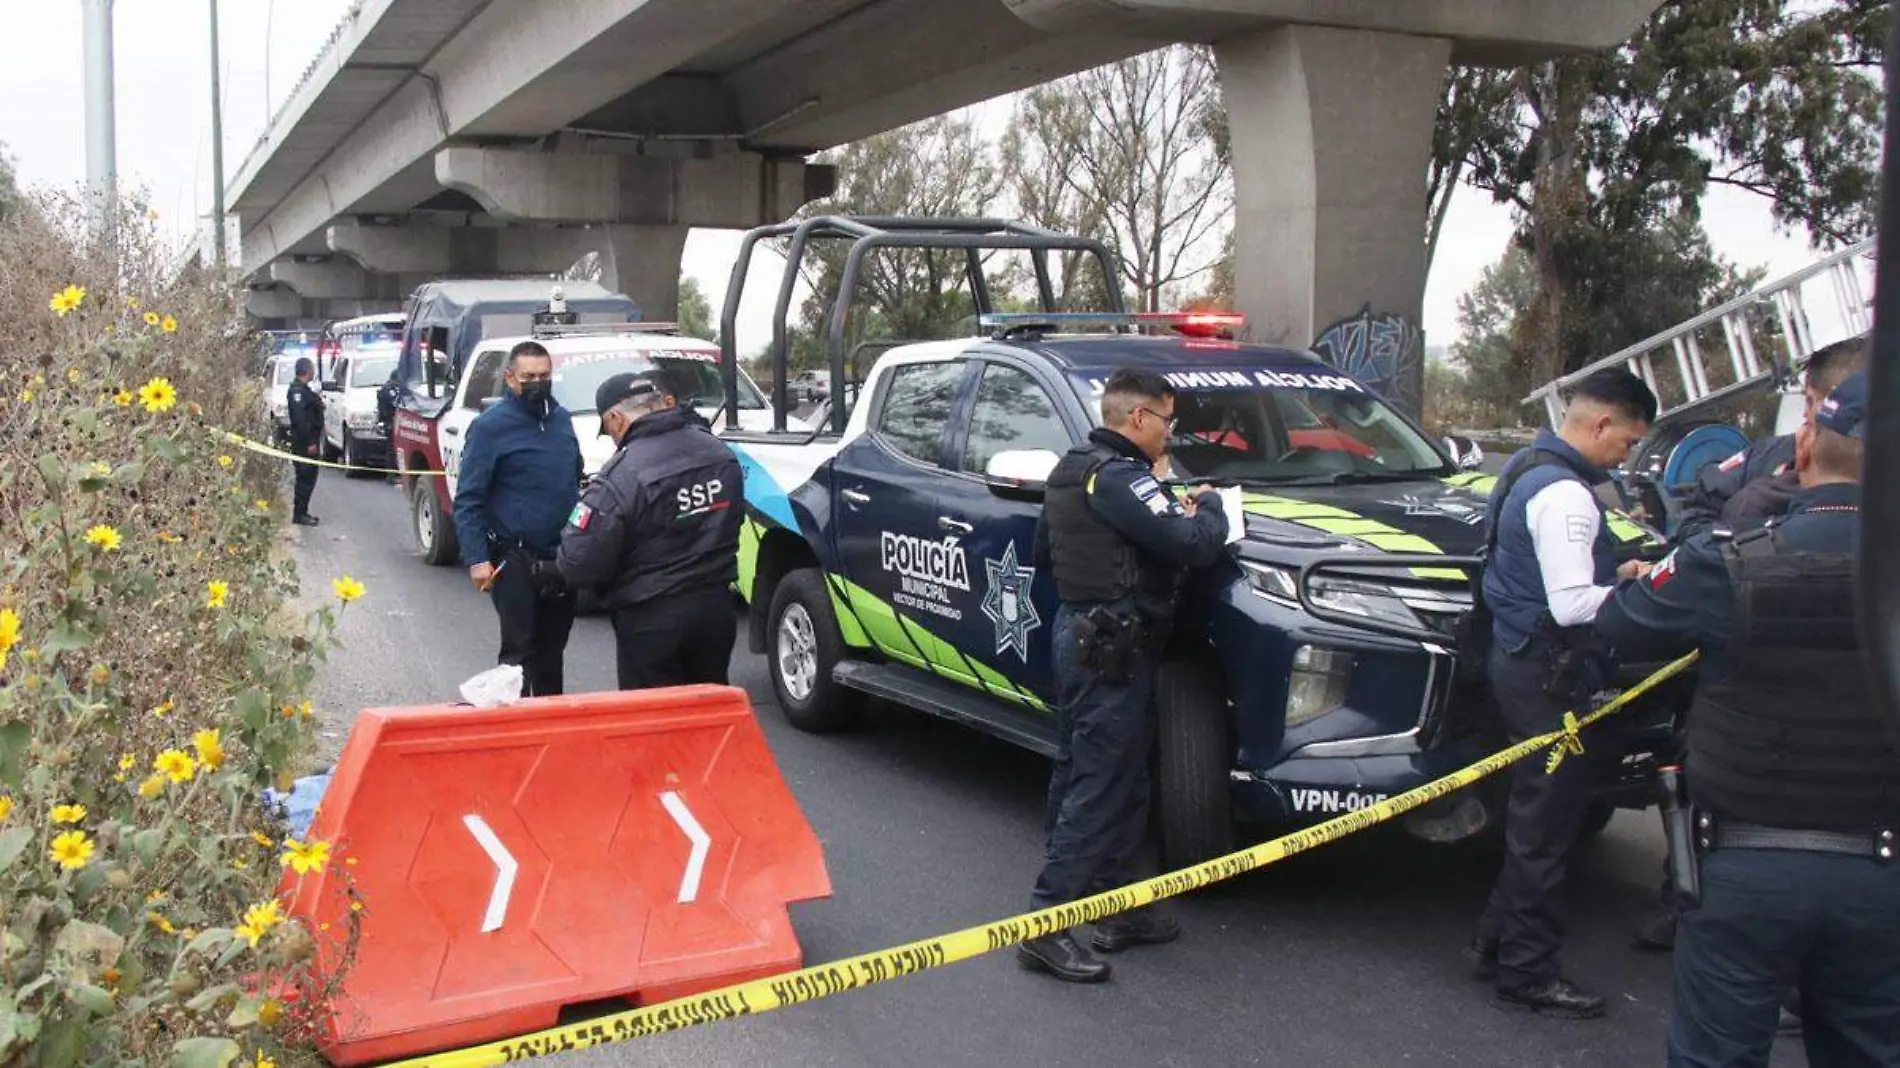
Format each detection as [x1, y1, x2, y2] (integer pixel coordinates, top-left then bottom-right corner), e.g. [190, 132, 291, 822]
[453, 341, 583, 697]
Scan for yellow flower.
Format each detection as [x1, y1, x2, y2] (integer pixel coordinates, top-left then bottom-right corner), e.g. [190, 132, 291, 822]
[136, 377, 177, 414]
[217, 455, 234, 469]
[150, 699, 173, 718]
[136, 774, 165, 800]
[50, 285, 87, 317]
[252, 1051, 278, 1068]
[146, 911, 176, 934]
[50, 803, 86, 824]
[112, 389, 132, 407]
[299, 700, 315, 719]
[156, 530, 182, 544]
[206, 580, 229, 609]
[142, 311, 159, 327]
[349, 900, 364, 913]
[153, 749, 197, 783]
[192, 728, 225, 770]
[279, 838, 331, 876]
[255, 499, 269, 511]
[256, 1000, 284, 1029]
[118, 752, 136, 771]
[126, 296, 140, 310]
[332, 576, 366, 603]
[0, 796, 12, 821]
[250, 830, 274, 848]
[160, 315, 178, 333]
[231, 858, 248, 870]
[234, 899, 285, 947]
[50, 830, 95, 870]
[0, 608, 18, 671]
[82, 525, 122, 551]
[85, 461, 111, 478]
[19, 390, 34, 403]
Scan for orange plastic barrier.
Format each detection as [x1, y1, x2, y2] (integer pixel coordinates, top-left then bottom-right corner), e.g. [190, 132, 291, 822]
[282, 685, 831, 1066]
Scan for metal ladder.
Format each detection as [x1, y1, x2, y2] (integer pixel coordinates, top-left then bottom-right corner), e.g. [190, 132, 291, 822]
[1525, 237, 1876, 427]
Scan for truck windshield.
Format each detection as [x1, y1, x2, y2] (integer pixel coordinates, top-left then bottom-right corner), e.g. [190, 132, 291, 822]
[551, 350, 766, 413]
[349, 354, 398, 388]
[1070, 368, 1450, 483]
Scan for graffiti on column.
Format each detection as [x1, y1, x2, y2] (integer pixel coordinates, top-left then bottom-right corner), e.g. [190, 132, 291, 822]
[1309, 304, 1422, 413]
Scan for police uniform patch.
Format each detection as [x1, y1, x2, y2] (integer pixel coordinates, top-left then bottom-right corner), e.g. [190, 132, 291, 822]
[1130, 474, 1171, 515]
[1649, 550, 1678, 590]
[1717, 450, 1745, 473]
[568, 502, 593, 530]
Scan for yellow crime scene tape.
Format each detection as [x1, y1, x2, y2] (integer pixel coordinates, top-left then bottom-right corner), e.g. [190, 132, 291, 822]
[390, 651, 1702, 1067]
[217, 430, 446, 477]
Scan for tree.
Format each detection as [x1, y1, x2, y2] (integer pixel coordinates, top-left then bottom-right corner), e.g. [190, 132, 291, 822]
[1002, 45, 1231, 312]
[677, 275, 713, 340]
[1450, 0, 1883, 386]
[792, 113, 1005, 358]
[0, 143, 19, 222]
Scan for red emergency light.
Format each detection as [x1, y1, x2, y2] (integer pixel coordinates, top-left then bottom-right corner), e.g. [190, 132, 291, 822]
[1132, 311, 1246, 339]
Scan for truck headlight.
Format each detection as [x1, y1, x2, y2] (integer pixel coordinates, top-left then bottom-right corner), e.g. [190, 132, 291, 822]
[1306, 576, 1423, 632]
[1286, 645, 1353, 727]
[1240, 560, 1299, 602]
[346, 410, 377, 430]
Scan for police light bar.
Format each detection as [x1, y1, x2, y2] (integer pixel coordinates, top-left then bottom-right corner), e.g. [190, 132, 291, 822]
[977, 311, 1245, 339]
[530, 321, 681, 338]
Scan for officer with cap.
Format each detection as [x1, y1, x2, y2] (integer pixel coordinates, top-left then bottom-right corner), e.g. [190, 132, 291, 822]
[1599, 373, 1900, 1067]
[285, 356, 325, 526]
[556, 372, 743, 689]
[375, 371, 404, 484]
[1673, 335, 1867, 541]
[1467, 368, 1658, 1019]
[1017, 368, 1229, 984]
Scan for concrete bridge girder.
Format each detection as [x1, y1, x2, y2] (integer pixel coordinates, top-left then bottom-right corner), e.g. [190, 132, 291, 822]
[433, 147, 834, 229]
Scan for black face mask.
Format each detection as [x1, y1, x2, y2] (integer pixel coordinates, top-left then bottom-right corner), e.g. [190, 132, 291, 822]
[518, 381, 553, 419]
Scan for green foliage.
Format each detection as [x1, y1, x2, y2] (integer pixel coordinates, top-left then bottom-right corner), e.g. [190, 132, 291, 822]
[0, 144, 18, 224]
[0, 193, 350, 1066]
[677, 275, 714, 341]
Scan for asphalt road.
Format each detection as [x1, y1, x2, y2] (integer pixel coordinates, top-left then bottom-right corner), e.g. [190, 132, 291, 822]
[289, 473, 1809, 1068]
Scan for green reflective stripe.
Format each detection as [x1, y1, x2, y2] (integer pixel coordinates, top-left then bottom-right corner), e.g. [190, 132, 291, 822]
[1242, 493, 1468, 581]
[1442, 473, 1499, 495]
[828, 576, 1051, 710]
[1605, 512, 1662, 546]
[737, 517, 763, 604]
[1301, 516, 1399, 538]
[825, 576, 872, 649]
[1240, 494, 1356, 520]
[844, 583, 928, 669]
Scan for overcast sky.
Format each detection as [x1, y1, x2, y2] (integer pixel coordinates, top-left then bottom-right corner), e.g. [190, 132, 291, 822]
[1, 0, 1833, 352]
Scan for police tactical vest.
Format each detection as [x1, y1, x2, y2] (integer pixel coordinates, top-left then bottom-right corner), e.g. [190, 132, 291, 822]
[1042, 442, 1181, 620]
[1481, 432, 1617, 653]
[1688, 528, 1900, 830]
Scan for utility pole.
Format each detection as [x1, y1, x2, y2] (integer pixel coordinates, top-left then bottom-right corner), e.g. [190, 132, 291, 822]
[80, 0, 116, 226]
[210, 0, 227, 268]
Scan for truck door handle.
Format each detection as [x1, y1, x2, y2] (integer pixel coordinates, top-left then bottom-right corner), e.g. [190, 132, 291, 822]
[840, 488, 871, 505]
[938, 517, 974, 536]
[443, 426, 460, 437]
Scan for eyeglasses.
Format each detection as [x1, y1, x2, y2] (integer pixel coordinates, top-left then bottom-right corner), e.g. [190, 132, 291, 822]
[1138, 407, 1179, 433]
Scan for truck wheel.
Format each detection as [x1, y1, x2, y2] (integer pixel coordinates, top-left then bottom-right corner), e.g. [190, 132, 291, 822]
[1154, 654, 1235, 869]
[412, 478, 459, 566]
[341, 434, 373, 479]
[767, 569, 862, 732]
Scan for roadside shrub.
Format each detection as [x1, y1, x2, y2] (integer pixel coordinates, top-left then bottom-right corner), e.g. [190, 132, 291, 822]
[0, 194, 360, 1066]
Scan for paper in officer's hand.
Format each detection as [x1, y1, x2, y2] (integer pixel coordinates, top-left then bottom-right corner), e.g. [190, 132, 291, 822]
[1217, 485, 1245, 545]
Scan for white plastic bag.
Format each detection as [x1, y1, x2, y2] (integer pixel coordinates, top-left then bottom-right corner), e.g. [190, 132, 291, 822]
[459, 663, 524, 708]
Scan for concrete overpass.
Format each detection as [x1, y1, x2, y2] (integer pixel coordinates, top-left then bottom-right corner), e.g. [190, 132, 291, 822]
[225, 0, 1660, 408]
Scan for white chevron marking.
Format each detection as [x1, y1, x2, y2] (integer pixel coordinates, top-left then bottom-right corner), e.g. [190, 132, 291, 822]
[462, 814, 518, 933]
[659, 791, 710, 904]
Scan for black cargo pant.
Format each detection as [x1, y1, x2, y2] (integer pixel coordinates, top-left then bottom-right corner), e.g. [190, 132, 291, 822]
[1477, 643, 1615, 991]
[610, 587, 736, 690]
[489, 551, 576, 697]
[291, 448, 320, 518]
[1031, 604, 1157, 910]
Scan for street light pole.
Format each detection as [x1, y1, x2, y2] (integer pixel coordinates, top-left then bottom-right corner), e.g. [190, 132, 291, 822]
[210, 0, 226, 268]
[80, 0, 116, 226]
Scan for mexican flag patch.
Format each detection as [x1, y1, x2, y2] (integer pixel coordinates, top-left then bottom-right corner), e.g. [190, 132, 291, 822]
[568, 503, 593, 530]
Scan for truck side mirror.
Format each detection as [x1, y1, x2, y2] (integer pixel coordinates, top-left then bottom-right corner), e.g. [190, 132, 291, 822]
[985, 449, 1061, 501]
[1443, 435, 1484, 471]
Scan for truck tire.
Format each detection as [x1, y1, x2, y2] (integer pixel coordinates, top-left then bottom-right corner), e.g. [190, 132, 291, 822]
[341, 433, 374, 479]
[766, 569, 862, 732]
[1154, 654, 1234, 869]
[413, 478, 459, 566]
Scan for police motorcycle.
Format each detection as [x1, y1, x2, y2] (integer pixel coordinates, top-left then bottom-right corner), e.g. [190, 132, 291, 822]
[711, 216, 1686, 867]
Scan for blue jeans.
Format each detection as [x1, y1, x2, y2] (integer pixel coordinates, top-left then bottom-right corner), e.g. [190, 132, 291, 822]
[1670, 847, 1900, 1067]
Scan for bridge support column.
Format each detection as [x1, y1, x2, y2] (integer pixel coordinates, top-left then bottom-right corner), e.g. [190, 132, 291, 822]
[1215, 24, 1449, 415]
[594, 225, 690, 322]
[265, 258, 422, 305]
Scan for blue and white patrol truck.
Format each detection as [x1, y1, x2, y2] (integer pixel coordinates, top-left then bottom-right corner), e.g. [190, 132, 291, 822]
[716, 218, 1676, 866]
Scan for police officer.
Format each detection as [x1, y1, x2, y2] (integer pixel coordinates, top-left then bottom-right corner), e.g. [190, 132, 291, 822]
[375, 371, 403, 485]
[1597, 374, 1900, 1066]
[1673, 335, 1867, 540]
[1018, 368, 1229, 984]
[556, 372, 743, 689]
[1467, 368, 1658, 1018]
[285, 357, 325, 527]
[453, 341, 582, 697]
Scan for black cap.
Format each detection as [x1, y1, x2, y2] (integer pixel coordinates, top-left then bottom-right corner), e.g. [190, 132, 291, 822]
[1814, 371, 1868, 441]
[294, 357, 315, 376]
[594, 372, 663, 434]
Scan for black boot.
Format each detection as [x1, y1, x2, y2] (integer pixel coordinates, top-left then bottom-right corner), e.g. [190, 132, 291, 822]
[1495, 977, 1607, 1019]
[1464, 937, 1499, 981]
[1631, 908, 1677, 952]
[1092, 909, 1181, 953]
[1017, 932, 1111, 983]
[293, 514, 320, 527]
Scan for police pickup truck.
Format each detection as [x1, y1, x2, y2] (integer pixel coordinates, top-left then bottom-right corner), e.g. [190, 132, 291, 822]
[716, 217, 1675, 867]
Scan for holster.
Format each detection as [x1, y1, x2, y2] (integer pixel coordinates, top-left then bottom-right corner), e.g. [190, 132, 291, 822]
[1075, 605, 1144, 686]
[1536, 614, 1595, 700]
[1658, 766, 1700, 908]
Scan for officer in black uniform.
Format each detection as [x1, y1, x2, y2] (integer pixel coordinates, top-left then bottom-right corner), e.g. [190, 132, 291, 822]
[1673, 335, 1867, 541]
[556, 372, 743, 690]
[375, 371, 403, 484]
[1017, 368, 1229, 984]
[285, 357, 325, 527]
[1598, 373, 1900, 1067]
